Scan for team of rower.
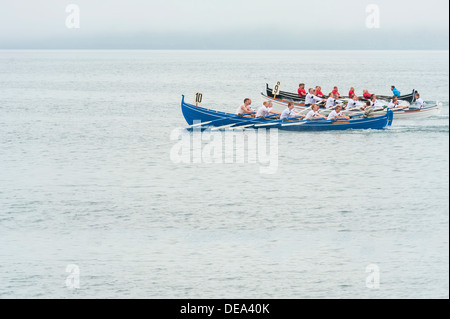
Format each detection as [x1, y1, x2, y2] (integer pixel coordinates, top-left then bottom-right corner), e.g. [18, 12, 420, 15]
[236, 87, 427, 122]
[298, 85, 427, 110]
[237, 100, 350, 122]
[297, 84, 402, 100]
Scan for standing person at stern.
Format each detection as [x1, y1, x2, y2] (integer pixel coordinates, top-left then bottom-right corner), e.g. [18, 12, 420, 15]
[391, 86, 401, 97]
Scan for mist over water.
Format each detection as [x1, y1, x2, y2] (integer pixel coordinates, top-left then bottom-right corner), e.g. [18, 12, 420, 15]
[0, 50, 448, 298]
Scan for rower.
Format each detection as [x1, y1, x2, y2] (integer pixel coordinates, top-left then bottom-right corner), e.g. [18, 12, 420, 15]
[362, 101, 374, 118]
[348, 87, 356, 99]
[388, 96, 408, 109]
[298, 83, 307, 97]
[370, 94, 385, 108]
[332, 86, 340, 98]
[256, 101, 280, 118]
[236, 98, 255, 117]
[304, 104, 327, 120]
[414, 93, 426, 109]
[363, 89, 372, 100]
[346, 95, 364, 110]
[280, 102, 305, 120]
[315, 86, 325, 98]
[305, 88, 325, 105]
[325, 93, 343, 109]
[391, 86, 401, 97]
[327, 105, 350, 120]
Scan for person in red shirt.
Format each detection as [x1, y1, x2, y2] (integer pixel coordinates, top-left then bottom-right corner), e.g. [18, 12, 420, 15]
[331, 86, 340, 97]
[348, 87, 356, 99]
[363, 89, 372, 99]
[315, 86, 325, 97]
[298, 83, 307, 97]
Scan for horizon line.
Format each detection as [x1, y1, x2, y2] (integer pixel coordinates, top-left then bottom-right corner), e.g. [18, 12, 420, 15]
[1, 48, 449, 51]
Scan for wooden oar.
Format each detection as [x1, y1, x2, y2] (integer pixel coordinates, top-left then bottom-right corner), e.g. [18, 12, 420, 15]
[211, 114, 278, 131]
[292, 117, 336, 123]
[254, 115, 305, 128]
[281, 121, 309, 127]
[237, 113, 288, 129]
[229, 114, 279, 129]
[293, 105, 309, 111]
[186, 112, 256, 129]
[348, 113, 363, 118]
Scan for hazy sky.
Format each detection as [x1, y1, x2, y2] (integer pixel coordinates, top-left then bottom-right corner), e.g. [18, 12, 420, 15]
[0, 0, 448, 49]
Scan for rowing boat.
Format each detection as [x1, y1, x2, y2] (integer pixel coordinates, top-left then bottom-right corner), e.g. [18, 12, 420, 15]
[266, 83, 418, 103]
[261, 92, 441, 119]
[181, 95, 394, 131]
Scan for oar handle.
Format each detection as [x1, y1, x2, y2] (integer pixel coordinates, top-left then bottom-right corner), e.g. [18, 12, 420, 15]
[253, 115, 304, 127]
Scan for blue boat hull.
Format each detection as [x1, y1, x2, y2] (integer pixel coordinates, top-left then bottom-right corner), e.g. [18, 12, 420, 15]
[181, 95, 393, 131]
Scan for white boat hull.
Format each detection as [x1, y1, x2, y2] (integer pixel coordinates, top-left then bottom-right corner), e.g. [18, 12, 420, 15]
[388, 106, 441, 119]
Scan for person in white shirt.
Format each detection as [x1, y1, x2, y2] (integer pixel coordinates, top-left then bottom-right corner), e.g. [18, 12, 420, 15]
[346, 95, 364, 110]
[304, 104, 327, 120]
[415, 93, 426, 109]
[305, 88, 325, 105]
[280, 102, 305, 120]
[327, 105, 350, 120]
[387, 96, 408, 109]
[370, 95, 385, 108]
[256, 101, 280, 118]
[255, 101, 269, 118]
[236, 98, 255, 116]
[325, 93, 343, 109]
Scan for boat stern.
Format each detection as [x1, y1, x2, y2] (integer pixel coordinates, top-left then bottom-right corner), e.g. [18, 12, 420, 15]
[387, 109, 394, 127]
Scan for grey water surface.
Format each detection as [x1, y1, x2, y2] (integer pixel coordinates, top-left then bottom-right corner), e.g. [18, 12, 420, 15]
[0, 50, 448, 298]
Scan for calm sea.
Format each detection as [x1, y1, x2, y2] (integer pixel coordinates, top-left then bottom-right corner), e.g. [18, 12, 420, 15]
[0, 50, 448, 298]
